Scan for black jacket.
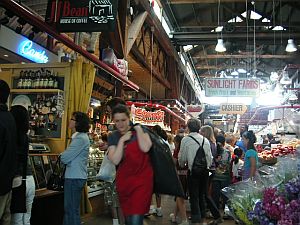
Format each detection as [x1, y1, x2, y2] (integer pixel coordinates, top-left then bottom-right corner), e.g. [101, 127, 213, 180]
[0, 104, 17, 195]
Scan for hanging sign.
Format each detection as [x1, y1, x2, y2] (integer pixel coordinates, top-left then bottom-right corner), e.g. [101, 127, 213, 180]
[131, 106, 165, 126]
[18, 40, 49, 63]
[187, 104, 204, 118]
[205, 78, 260, 97]
[219, 103, 248, 115]
[46, 0, 118, 32]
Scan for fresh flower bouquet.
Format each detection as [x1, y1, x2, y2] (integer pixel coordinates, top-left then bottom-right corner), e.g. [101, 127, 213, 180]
[222, 176, 264, 225]
[248, 176, 300, 225]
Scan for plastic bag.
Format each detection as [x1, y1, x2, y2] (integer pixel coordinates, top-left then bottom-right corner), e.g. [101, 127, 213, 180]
[97, 153, 116, 183]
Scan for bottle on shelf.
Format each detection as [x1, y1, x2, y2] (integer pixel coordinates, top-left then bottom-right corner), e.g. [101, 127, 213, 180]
[27, 70, 32, 89]
[53, 72, 59, 89]
[48, 70, 54, 89]
[40, 68, 46, 89]
[35, 70, 41, 89]
[23, 71, 29, 89]
[17, 70, 24, 89]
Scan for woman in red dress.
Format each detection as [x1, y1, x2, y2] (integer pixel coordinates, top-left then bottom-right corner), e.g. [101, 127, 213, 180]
[107, 104, 153, 225]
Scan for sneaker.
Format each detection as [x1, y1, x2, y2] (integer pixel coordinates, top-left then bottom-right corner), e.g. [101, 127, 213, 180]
[155, 207, 163, 217]
[169, 213, 177, 223]
[178, 220, 189, 225]
[148, 205, 156, 214]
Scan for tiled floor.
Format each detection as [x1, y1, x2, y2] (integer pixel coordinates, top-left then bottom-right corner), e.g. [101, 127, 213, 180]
[83, 195, 236, 225]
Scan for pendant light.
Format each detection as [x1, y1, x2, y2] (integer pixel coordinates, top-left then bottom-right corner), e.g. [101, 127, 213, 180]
[215, 0, 226, 52]
[215, 39, 226, 52]
[285, 7, 297, 52]
[285, 39, 297, 52]
[280, 70, 292, 85]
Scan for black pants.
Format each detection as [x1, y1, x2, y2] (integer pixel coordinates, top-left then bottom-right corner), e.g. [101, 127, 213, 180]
[212, 180, 229, 210]
[125, 215, 144, 225]
[187, 170, 209, 223]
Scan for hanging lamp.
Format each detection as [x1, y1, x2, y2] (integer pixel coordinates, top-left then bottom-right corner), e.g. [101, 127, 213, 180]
[280, 71, 292, 85]
[215, 0, 226, 52]
[285, 39, 297, 52]
[215, 39, 226, 52]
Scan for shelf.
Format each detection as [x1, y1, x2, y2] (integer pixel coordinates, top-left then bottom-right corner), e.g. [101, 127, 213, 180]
[11, 89, 64, 94]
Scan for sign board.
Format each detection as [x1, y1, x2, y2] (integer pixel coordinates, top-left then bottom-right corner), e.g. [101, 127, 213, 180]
[131, 106, 165, 127]
[46, 0, 118, 32]
[0, 26, 57, 63]
[219, 103, 247, 115]
[18, 40, 49, 63]
[187, 104, 204, 118]
[205, 78, 260, 97]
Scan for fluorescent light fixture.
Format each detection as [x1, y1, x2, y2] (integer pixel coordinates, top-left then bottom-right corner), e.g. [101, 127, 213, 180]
[241, 11, 262, 20]
[285, 39, 297, 52]
[3, 54, 8, 57]
[237, 68, 247, 73]
[215, 39, 226, 52]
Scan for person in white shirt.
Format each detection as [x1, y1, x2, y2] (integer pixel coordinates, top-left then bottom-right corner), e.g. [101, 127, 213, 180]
[178, 119, 213, 225]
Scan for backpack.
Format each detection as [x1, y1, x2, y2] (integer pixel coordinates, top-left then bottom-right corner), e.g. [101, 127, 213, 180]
[189, 136, 207, 176]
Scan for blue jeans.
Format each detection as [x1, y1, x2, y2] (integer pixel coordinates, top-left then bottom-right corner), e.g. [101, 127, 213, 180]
[63, 179, 86, 225]
[125, 215, 144, 225]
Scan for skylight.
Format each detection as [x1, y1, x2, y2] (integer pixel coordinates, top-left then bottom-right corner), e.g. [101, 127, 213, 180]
[183, 45, 197, 52]
[241, 11, 262, 20]
[215, 26, 223, 32]
[228, 16, 243, 23]
[262, 18, 271, 22]
[272, 26, 286, 31]
[162, 17, 171, 37]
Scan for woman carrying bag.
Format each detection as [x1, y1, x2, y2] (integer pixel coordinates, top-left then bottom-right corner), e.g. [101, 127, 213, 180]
[107, 104, 153, 225]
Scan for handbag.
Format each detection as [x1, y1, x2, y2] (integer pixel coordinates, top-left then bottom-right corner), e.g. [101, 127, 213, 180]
[47, 156, 65, 191]
[97, 152, 116, 183]
[143, 126, 185, 197]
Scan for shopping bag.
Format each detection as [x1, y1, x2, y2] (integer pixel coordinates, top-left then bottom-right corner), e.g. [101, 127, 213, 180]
[97, 152, 116, 183]
[47, 156, 65, 191]
[142, 126, 185, 197]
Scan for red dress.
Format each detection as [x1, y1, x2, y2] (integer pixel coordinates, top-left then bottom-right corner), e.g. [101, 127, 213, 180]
[115, 133, 153, 216]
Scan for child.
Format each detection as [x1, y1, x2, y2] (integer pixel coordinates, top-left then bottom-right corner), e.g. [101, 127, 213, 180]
[231, 147, 244, 183]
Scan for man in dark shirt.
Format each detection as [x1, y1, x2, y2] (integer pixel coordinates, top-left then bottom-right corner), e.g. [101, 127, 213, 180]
[0, 80, 17, 225]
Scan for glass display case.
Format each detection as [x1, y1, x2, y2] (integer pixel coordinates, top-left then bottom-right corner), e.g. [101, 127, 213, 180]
[29, 154, 59, 190]
[30, 151, 105, 197]
[87, 147, 105, 197]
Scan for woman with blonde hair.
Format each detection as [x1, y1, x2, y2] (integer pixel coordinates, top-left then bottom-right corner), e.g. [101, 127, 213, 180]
[200, 125, 223, 225]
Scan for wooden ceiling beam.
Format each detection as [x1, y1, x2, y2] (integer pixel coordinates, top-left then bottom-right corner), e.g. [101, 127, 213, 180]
[169, 0, 297, 4]
[195, 64, 284, 70]
[193, 54, 297, 59]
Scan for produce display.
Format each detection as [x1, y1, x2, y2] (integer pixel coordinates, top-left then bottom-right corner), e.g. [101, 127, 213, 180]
[258, 145, 296, 158]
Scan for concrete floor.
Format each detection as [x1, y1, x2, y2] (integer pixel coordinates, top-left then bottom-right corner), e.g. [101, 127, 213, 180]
[83, 195, 236, 225]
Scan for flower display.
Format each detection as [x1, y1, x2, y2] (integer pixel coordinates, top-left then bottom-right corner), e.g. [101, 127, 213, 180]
[247, 176, 300, 225]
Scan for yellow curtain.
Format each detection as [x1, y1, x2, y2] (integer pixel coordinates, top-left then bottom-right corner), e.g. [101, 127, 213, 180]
[67, 58, 95, 215]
